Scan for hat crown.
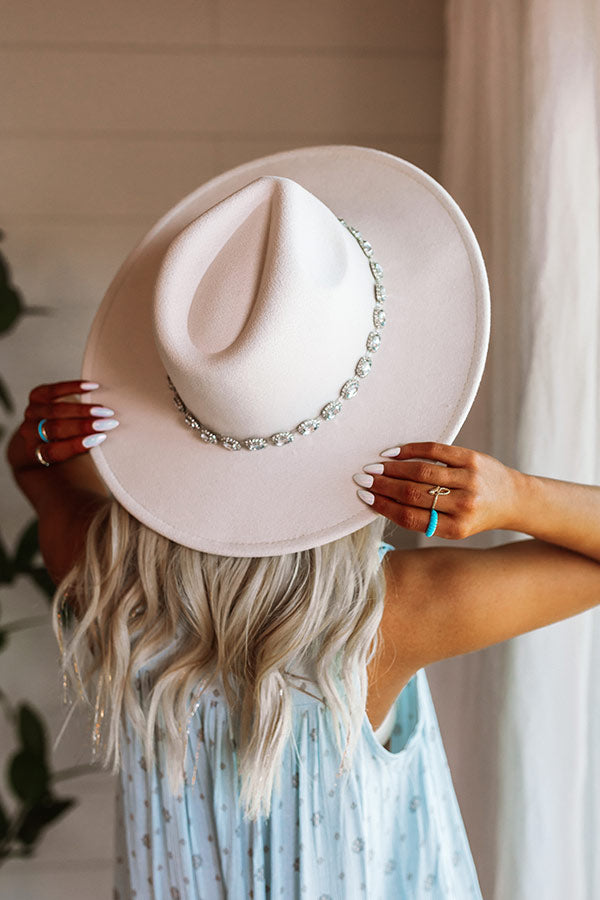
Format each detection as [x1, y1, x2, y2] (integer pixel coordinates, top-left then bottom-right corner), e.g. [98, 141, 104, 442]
[153, 175, 375, 436]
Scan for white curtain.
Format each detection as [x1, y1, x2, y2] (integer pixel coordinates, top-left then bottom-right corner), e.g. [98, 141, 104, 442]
[425, 1, 600, 897]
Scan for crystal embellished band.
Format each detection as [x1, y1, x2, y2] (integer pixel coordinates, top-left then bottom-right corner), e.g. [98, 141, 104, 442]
[167, 217, 387, 450]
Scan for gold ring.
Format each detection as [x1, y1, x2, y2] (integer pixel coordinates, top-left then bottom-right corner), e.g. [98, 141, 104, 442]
[427, 484, 451, 510]
[35, 445, 51, 467]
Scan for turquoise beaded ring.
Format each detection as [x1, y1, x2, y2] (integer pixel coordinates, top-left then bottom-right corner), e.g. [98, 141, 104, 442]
[425, 485, 451, 538]
[426, 508, 439, 538]
[37, 418, 50, 442]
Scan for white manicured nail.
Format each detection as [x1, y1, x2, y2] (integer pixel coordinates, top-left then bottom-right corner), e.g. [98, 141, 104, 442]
[363, 463, 384, 475]
[92, 418, 119, 431]
[80, 382, 100, 390]
[381, 447, 401, 458]
[353, 473, 374, 488]
[90, 406, 114, 417]
[357, 489, 374, 505]
[82, 433, 107, 448]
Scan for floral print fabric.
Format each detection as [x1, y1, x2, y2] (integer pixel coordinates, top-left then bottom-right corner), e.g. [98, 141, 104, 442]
[114, 543, 483, 899]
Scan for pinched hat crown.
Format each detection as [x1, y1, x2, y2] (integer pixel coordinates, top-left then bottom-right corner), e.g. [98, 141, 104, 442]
[153, 175, 381, 446]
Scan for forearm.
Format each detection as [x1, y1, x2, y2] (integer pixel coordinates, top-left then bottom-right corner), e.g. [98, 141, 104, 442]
[506, 469, 600, 564]
[7, 426, 109, 588]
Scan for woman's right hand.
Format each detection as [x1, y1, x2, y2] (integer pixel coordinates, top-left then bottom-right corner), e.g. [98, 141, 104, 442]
[6, 379, 119, 472]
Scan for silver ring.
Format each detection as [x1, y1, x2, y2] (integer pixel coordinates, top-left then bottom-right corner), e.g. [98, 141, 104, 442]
[35, 445, 51, 467]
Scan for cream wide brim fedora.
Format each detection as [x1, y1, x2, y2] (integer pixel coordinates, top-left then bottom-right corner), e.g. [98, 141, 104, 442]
[82, 145, 490, 557]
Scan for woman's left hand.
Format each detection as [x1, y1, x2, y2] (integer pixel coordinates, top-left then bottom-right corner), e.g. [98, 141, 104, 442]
[353, 441, 522, 539]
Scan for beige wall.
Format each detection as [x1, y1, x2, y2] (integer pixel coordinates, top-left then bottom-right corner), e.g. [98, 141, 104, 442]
[0, 2, 445, 896]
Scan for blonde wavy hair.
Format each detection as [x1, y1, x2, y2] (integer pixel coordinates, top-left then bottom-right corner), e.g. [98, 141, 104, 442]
[52, 497, 389, 821]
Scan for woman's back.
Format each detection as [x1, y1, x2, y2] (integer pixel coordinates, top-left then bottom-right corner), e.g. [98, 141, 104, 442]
[113, 544, 482, 900]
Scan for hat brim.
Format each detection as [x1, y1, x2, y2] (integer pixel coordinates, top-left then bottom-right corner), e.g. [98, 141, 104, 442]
[82, 145, 489, 557]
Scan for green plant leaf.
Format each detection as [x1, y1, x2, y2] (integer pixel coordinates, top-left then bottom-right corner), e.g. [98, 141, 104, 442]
[8, 750, 49, 803]
[21, 304, 52, 318]
[18, 704, 46, 760]
[14, 520, 40, 572]
[15, 794, 75, 847]
[0, 374, 13, 414]
[0, 285, 23, 335]
[28, 567, 56, 600]
[0, 230, 10, 280]
[0, 797, 9, 840]
[0, 531, 14, 583]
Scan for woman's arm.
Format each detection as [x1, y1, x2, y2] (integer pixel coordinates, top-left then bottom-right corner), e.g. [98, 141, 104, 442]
[6, 380, 113, 586]
[357, 442, 600, 671]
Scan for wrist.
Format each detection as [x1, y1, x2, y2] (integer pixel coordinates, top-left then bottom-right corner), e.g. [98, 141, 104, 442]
[501, 467, 537, 534]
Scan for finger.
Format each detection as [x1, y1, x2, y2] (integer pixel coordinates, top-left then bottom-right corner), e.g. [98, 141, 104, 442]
[365, 459, 468, 489]
[36, 433, 107, 465]
[358, 492, 460, 538]
[26, 416, 118, 442]
[25, 401, 114, 421]
[364, 474, 465, 513]
[381, 442, 477, 468]
[28, 380, 100, 405]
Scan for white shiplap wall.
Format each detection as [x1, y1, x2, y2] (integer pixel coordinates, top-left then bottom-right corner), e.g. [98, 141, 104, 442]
[0, 2, 444, 896]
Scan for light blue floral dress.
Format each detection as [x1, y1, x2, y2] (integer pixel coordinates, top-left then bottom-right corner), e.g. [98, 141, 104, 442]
[114, 543, 483, 899]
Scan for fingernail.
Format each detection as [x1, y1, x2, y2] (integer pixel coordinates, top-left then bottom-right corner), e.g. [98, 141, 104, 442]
[363, 463, 384, 475]
[92, 418, 119, 431]
[80, 382, 100, 390]
[357, 489, 374, 505]
[90, 406, 114, 417]
[381, 447, 401, 458]
[82, 433, 107, 448]
[353, 473, 373, 488]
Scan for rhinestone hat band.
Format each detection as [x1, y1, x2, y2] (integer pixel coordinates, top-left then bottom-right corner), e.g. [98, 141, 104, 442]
[166, 217, 387, 451]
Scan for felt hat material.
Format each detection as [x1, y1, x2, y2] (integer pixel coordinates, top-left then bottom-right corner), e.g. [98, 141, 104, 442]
[82, 144, 490, 557]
